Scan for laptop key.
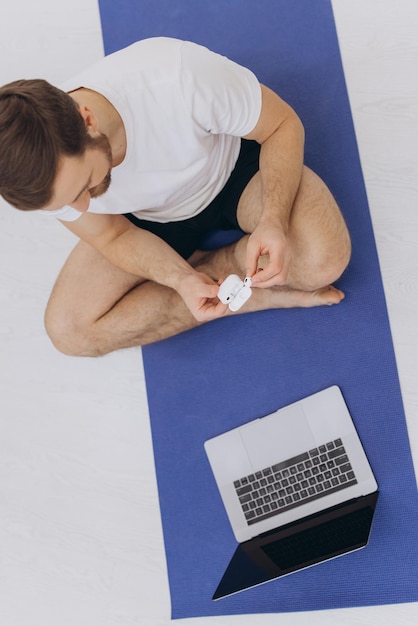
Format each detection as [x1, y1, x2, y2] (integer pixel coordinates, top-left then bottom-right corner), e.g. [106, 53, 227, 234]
[272, 452, 309, 472]
[236, 484, 253, 497]
[335, 455, 349, 466]
[328, 446, 345, 459]
[245, 478, 359, 525]
[235, 437, 359, 526]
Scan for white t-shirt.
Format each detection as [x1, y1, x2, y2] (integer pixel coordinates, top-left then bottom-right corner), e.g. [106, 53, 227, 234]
[38, 37, 262, 223]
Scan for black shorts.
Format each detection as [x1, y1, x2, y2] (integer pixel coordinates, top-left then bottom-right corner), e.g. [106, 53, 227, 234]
[124, 139, 260, 259]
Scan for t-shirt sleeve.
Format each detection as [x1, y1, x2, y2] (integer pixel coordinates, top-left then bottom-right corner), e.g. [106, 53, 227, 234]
[36, 205, 82, 221]
[179, 41, 262, 137]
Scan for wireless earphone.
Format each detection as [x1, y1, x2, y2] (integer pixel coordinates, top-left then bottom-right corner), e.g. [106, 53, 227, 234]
[218, 274, 253, 311]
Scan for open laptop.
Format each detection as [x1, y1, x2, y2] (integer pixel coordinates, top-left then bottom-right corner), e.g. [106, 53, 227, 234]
[204, 385, 378, 599]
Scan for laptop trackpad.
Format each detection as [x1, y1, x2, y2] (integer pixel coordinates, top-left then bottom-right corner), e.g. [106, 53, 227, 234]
[239, 404, 316, 471]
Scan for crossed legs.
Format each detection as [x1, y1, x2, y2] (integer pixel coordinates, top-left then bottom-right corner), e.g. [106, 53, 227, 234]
[44, 166, 351, 356]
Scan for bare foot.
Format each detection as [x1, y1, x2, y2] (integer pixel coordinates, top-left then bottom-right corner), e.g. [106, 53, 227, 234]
[247, 284, 345, 311]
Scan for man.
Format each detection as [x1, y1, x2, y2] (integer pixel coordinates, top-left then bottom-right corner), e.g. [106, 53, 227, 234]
[0, 37, 351, 356]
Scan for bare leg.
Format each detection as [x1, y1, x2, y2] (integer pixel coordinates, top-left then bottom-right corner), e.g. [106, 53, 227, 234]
[45, 166, 350, 356]
[236, 165, 351, 290]
[44, 244, 343, 357]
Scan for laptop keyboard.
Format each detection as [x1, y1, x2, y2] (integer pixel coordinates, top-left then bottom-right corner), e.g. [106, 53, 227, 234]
[234, 438, 358, 526]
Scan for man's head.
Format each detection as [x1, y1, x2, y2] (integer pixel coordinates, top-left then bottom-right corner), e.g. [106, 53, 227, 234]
[0, 79, 111, 211]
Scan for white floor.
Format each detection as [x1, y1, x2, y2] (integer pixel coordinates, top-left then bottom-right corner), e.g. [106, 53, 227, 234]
[0, 1, 417, 624]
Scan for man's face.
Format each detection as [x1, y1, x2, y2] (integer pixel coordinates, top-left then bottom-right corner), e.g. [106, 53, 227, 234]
[44, 132, 113, 214]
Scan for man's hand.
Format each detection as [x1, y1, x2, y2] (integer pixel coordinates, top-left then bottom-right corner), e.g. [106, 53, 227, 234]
[61, 214, 229, 322]
[245, 221, 291, 288]
[176, 271, 229, 322]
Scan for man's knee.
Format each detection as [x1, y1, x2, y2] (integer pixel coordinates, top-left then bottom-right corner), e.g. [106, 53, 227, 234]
[290, 218, 352, 290]
[44, 305, 102, 358]
[318, 227, 352, 286]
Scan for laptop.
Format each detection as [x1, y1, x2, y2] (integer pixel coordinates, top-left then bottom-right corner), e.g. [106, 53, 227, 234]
[204, 385, 378, 599]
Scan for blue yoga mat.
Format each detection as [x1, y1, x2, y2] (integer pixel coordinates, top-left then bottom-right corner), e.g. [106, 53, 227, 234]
[99, 0, 418, 618]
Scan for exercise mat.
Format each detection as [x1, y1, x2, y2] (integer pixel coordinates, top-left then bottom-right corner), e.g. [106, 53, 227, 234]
[98, 0, 418, 618]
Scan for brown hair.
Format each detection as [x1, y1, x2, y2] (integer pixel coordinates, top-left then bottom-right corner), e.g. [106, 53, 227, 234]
[0, 79, 91, 210]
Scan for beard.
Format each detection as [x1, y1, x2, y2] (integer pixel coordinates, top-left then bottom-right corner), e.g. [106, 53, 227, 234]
[86, 132, 113, 198]
[89, 169, 112, 199]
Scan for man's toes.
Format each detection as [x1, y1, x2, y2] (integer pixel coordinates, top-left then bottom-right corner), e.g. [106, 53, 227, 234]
[311, 285, 345, 306]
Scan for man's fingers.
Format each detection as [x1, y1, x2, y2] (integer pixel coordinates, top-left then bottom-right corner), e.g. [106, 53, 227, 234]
[203, 283, 220, 299]
[194, 298, 228, 321]
[245, 237, 263, 279]
[252, 263, 286, 287]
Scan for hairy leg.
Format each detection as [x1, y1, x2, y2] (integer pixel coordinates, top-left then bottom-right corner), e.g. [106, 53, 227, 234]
[45, 165, 349, 356]
[45, 242, 342, 357]
[236, 165, 351, 290]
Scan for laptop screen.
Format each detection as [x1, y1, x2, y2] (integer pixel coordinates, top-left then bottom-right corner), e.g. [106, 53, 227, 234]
[213, 493, 378, 600]
[262, 504, 375, 570]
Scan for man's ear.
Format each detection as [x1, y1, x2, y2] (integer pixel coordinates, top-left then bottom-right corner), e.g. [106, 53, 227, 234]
[78, 105, 99, 134]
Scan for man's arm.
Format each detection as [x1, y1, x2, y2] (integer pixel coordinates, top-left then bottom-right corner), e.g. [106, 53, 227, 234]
[60, 212, 227, 321]
[243, 84, 305, 287]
